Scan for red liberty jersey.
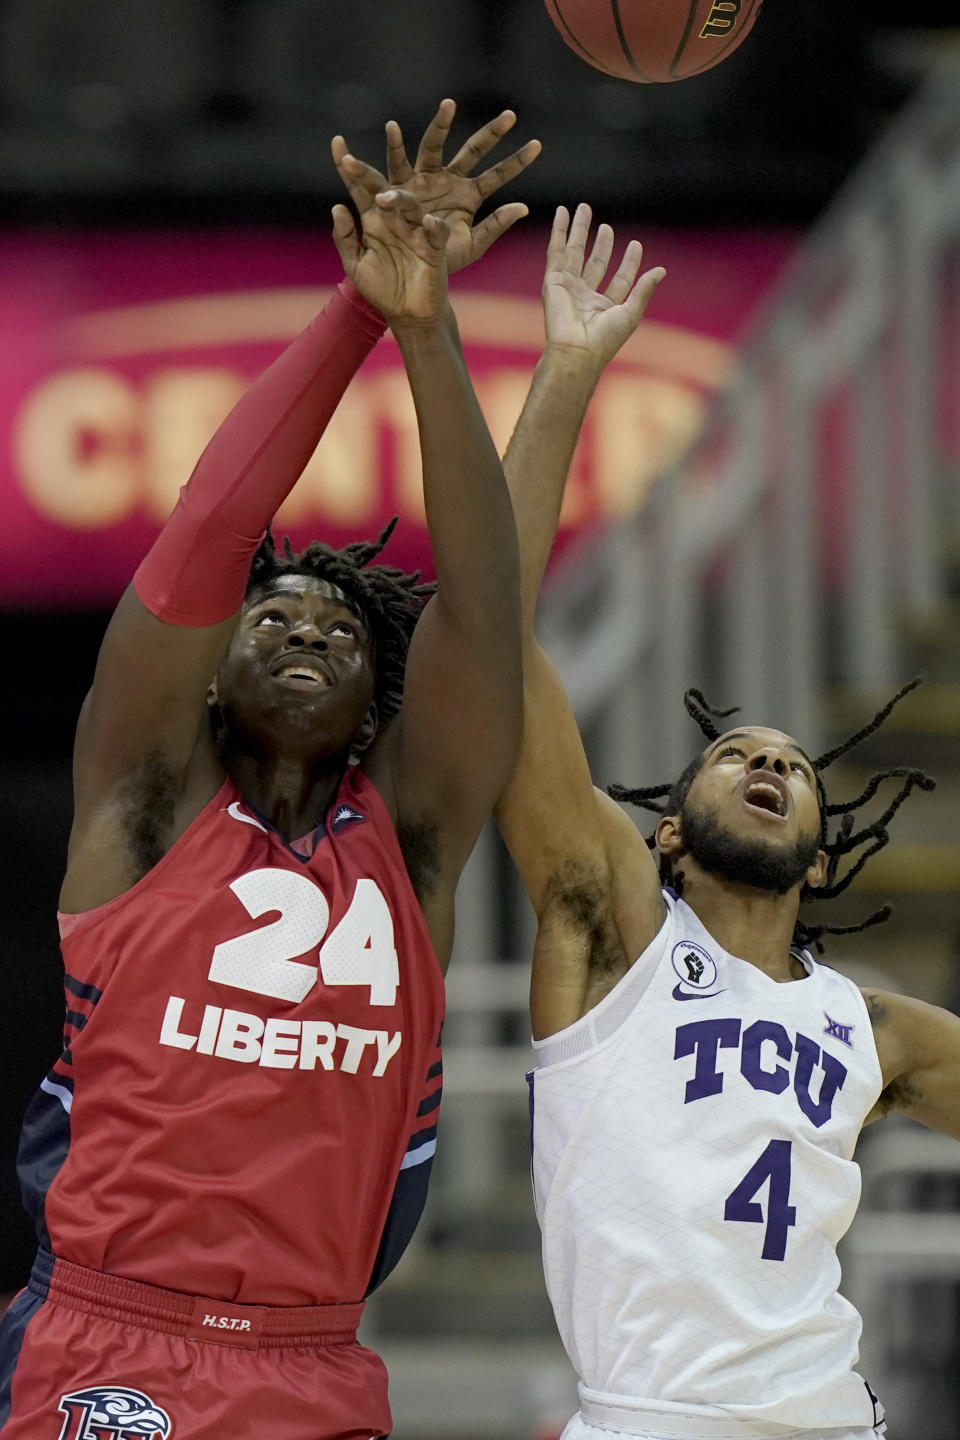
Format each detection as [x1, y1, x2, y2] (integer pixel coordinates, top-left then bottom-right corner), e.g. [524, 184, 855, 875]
[20, 767, 444, 1306]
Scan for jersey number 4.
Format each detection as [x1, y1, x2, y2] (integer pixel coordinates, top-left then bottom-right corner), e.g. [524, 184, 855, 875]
[724, 1139, 797, 1261]
[208, 868, 399, 1006]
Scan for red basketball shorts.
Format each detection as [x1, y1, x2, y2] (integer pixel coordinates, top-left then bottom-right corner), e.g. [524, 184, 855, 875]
[0, 1250, 392, 1439]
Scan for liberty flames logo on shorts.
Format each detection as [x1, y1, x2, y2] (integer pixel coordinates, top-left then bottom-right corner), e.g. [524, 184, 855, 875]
[57, 1386, 172, 1440]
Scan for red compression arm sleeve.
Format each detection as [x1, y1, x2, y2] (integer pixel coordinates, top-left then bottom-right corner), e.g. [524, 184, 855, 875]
[133, 279, 387, 626]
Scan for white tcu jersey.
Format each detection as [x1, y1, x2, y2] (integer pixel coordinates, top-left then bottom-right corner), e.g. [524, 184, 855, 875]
[530, 892, 885, 1437]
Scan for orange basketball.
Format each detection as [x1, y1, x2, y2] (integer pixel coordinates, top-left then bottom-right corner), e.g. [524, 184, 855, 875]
[543, 0, 763, 82]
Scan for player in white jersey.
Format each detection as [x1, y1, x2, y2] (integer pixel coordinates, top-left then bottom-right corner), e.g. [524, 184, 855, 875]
[495, 204, 956, 1440]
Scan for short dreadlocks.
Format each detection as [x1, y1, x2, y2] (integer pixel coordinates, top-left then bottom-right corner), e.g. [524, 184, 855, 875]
[245, 518, 435, 725]
[608, 680, 936, 953]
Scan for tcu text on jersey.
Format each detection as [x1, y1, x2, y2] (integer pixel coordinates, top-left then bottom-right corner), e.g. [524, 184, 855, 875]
[675, 1016, 848, 1126]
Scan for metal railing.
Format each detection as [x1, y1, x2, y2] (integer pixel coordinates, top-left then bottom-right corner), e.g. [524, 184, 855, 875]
[541, 62, 960, 773]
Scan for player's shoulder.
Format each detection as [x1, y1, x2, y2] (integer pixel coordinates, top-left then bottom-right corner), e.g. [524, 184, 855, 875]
[860, 985, 953, 1063]
[61, 765, 235, 915]
[336, 764, 418, 870]
[858, 985, 931, 1116]
[328, 765, 385, 834]
[859, 985, 912, 1051]
[857, 984, 960, 1106]
[329, 764, 439, 912]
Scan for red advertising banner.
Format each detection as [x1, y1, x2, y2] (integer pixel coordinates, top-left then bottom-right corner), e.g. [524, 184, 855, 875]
[0, 228, 794, 609]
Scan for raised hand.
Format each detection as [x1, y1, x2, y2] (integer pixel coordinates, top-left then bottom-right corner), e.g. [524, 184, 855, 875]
[331, 98, 541, 274]
[543, 203, 665, 372]
[332, 188, 450, 325]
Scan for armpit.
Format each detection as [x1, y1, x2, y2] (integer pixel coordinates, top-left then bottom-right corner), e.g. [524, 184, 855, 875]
[874, 1073, 923, 1119]
[397, 817, 442, 904]
[119, 750, 178, 878]
[543, 862, 623, 980]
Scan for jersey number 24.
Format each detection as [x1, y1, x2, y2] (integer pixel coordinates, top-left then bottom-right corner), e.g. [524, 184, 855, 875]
[208, 868, 399, 1006]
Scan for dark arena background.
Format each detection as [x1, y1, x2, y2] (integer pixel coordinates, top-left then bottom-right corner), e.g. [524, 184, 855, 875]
[2, 4, 960, 1437]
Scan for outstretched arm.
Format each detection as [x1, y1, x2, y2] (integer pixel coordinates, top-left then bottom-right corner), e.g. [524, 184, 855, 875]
[505, 204, 663, 625]
[864, 989, 960, 1140]
[333, 187, 522, 964]
[495, 206, 667, 1037]
[64, 101, 539, 916]
[64, 280, 387, 912]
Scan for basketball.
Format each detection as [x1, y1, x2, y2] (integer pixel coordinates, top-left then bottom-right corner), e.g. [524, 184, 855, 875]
[543, 0, 763, 82]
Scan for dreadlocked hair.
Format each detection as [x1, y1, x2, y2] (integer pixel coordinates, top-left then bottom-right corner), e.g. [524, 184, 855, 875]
[245, 518, 435, 724]
[608, 679, 935, 954]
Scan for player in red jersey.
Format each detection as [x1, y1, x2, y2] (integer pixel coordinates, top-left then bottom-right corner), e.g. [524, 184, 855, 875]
[0, 102, 538, 1440]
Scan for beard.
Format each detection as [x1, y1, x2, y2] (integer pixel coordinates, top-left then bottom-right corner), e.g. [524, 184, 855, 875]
[678, 800, 820, 896]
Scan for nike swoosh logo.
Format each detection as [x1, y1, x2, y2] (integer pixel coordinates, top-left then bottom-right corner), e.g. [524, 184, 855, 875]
[225, 801, 268, 834]
[672, 984, 728, 1001]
